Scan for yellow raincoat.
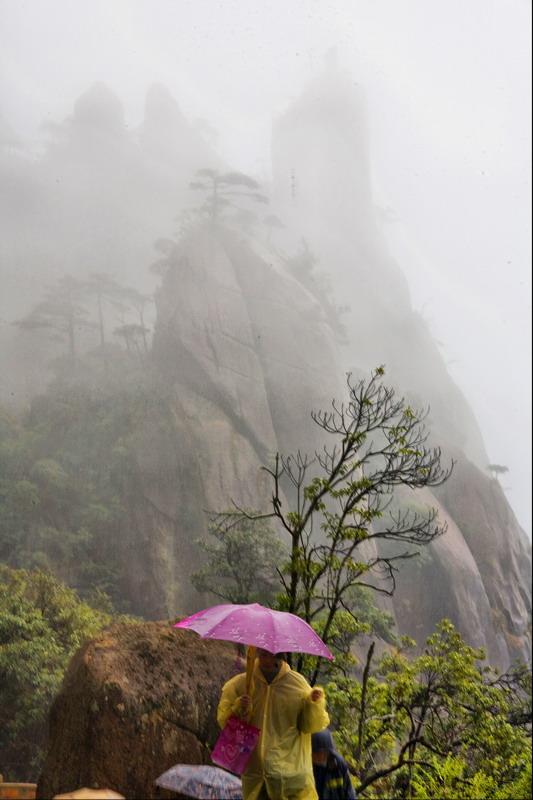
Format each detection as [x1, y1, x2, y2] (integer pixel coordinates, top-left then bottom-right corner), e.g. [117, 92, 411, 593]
[217, 659, 330, 800]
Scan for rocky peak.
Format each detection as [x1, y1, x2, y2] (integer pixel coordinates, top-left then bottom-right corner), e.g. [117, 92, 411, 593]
[143, 82, 190, 129]
[70, 81, 127, 146]
[272, 64, 375, 239]
[139, 83, 221, 174]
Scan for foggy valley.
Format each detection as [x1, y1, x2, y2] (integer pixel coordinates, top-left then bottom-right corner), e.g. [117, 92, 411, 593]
[0, 1, 531, 794]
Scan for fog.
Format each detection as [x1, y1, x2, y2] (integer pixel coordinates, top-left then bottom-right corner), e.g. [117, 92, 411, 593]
[1, 0, 531, 536]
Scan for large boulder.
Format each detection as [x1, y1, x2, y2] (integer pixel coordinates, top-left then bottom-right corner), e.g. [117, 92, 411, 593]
[36, 620, 240, 800]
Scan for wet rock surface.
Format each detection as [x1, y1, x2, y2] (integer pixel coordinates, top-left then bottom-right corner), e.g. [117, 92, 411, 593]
[37, 620, 240, 800]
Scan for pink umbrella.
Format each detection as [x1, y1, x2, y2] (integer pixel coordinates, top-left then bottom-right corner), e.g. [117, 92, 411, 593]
[174, 603, 334, 660]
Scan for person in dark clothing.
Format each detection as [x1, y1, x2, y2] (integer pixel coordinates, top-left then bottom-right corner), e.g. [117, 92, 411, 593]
[311, 728, 357, 799]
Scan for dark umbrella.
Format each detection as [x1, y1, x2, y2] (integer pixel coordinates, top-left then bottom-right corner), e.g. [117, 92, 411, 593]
[155, 764, 243, 799]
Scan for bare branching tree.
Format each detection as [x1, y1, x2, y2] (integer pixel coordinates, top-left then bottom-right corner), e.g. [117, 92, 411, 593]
[213, 367, 454, 677]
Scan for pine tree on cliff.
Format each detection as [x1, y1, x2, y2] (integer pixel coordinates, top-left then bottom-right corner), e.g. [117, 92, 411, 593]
[189, 167, 268, 223]
[13, 275, 92, 366]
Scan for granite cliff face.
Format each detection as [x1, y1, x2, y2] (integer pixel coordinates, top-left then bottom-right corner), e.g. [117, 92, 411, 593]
[143, 221, 530, 666]
[268, 67, 531, 667]
[1, 76, 530, 668]
[136, 225, 347, 617]
[136, 68, 530, 666]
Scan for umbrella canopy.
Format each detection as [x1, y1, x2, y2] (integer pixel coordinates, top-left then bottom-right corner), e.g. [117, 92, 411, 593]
[155, 764, 243, 799]
[53, 790, 124, 799]
[174, 603, 334, 660]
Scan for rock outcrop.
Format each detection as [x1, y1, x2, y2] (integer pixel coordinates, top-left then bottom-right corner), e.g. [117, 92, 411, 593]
[269, 66, 531, 667]
[133, 225, 347, 617]
[433, 453, 532, 662]
[37, 620, 239, 800]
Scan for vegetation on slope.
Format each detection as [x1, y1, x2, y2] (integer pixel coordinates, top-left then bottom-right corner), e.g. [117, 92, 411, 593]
[0, 566, 135, 781]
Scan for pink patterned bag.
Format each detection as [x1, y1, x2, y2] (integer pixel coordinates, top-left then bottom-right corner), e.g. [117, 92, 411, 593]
[211, 715, 260, 775]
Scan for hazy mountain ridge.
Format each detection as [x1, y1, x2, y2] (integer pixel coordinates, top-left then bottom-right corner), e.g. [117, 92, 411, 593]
[1, 75, 530, 669]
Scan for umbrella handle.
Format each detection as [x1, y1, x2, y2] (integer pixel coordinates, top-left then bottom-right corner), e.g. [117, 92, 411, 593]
[244, 645, 256, 719]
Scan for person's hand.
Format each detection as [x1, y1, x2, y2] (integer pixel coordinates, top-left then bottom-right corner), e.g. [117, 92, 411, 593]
[310, 688, 324, 702]
[239, 694, 252, 712]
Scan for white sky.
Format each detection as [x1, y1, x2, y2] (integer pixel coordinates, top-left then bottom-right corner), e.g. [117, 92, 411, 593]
[1, 0, 531, 535]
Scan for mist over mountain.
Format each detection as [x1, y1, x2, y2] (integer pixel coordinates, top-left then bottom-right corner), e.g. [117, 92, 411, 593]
[0, 68, 530, 670]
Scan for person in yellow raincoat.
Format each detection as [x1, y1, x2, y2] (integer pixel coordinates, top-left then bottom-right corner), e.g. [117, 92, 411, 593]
[217, 648, 330, 800]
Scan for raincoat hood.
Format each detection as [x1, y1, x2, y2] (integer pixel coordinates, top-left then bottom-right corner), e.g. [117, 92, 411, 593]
[255, 657, 289, 683]
[312, 728, 337, 754]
